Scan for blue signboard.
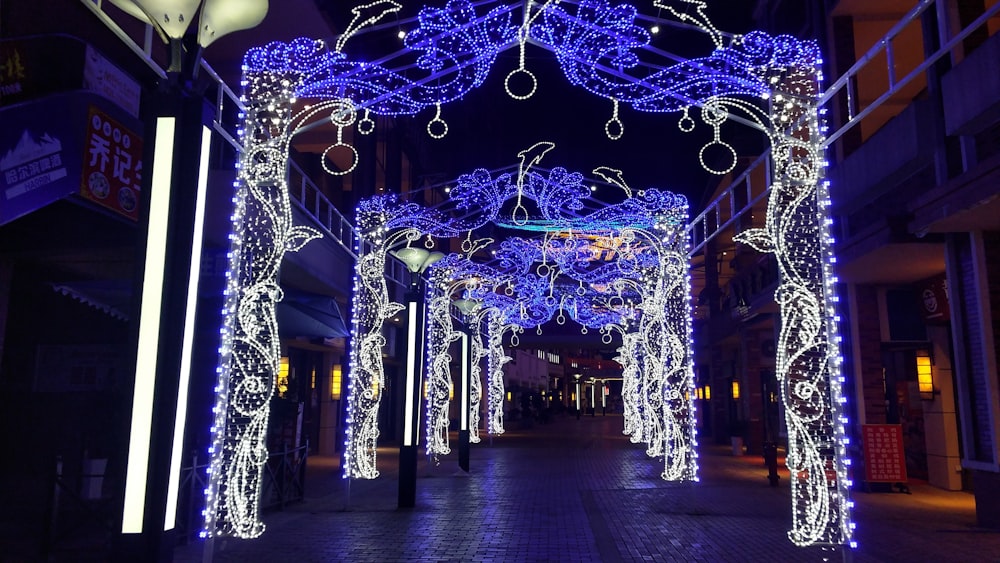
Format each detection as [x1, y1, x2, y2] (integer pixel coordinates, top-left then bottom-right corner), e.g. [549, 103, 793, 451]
[0, 93, 86, 225]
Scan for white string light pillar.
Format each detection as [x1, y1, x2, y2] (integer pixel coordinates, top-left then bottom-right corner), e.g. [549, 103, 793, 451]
[734, 63, 855, 548]
[202, 61, 321, 539]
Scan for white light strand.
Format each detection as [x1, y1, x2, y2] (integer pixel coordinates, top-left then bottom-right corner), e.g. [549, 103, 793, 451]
[426, 103, 448, 139]
[734, 64, 854, 547]
[342, 225, 410, 479]
[486, 310, 510, 435]
[469, 318, 486, 444]
[203, 74, 321, 539]
[617, 332, 643, 442]
[424, 272, 460, 458]
[605, 99, 624, 140]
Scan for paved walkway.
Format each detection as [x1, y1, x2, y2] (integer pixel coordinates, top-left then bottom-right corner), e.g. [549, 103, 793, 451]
[176, 414, 1000, 562]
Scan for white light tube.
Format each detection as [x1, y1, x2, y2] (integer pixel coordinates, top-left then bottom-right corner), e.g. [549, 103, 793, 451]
[122, 117, 175, 534]
[164, 126, 212, 530]
[403, 302, 418, 446]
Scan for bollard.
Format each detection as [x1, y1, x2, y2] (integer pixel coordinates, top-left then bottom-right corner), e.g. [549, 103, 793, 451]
[763, 441, 780, 487]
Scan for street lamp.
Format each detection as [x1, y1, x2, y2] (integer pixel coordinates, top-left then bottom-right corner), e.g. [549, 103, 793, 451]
[453, 297, 480, 473]
[573, 373, 581, 420]
[390, 246, 443, 507]
[590, 377, 597, 416]
[110, 0, 268, 77]
[106, 0, 267, 558]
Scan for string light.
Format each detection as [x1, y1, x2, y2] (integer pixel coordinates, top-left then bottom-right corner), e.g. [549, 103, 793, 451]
[733, 62, 854, 547]
[224, 0, 848, 551]
[605, 99, 624, 140]
[203, 70, 321, 539]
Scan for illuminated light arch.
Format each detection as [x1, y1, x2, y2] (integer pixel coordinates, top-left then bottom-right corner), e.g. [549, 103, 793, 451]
[342, 157, 694, 466]
[203, 0, 854, 551]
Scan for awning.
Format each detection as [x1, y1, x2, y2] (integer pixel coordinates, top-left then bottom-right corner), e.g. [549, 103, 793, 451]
[276, 294, 349, 339]
[51, 280, 131, 321]
[50, 281, 348, 339]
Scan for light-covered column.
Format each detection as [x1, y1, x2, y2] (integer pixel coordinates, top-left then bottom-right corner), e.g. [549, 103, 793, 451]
[735, 64, 854, 547]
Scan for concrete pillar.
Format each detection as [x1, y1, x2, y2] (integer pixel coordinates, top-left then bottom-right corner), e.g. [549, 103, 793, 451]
[945, 231, 1000, 529]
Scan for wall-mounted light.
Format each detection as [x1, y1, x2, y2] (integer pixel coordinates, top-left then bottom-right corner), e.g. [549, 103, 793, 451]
[916, 350, 937, 400]
[330, 365, 342, 400]
[731, 379, 740, 400]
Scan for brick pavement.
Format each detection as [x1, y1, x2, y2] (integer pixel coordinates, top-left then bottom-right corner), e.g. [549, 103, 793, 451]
[176, 415, 1000, 563]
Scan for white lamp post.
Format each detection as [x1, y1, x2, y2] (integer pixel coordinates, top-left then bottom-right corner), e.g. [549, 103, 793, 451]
[106, 1, 266, 559]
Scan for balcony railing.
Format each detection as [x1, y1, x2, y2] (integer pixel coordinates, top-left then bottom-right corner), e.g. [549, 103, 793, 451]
[687, 0, 1000, 255]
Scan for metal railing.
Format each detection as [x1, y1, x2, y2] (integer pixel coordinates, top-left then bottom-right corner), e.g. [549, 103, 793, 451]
[41, 456, 115, 559]
[686, 0, 1000, 255]
[820, 0, 1000, 148]
[81, 0, 245, 152]
[287, 159, 359, 258]
[173, 443, 310, 544]
[686, 152, 771, 256]
[80, 0, 382, 285]
[285, 158, 408, 288]
[38, 444, 311, 555]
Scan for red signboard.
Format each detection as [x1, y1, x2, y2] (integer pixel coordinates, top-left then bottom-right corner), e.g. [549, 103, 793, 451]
[862, 424, 908, 483]
[79, 105, 142, 221]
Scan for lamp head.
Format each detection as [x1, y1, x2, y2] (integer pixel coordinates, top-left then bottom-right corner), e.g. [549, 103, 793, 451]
[453, 298, 481, 315]
[109, 0, 268, 46]
[198, 0, 269, 47]
[423, 251, 445, 271]
[109, 0, 203, 40]
[393, 247, 430, 273]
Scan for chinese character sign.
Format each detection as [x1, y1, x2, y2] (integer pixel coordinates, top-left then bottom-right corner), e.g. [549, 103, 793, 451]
[0, 95, 83, 226]
[862, 424, 907, 483]
[80, 105, 142, 221]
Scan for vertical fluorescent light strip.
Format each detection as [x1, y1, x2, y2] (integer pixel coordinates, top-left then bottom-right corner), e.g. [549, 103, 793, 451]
[403, 302, 418, 446]
[164, 126, 212, 531]
[461, 333, 469, 430]
[122, 117, 176, 534]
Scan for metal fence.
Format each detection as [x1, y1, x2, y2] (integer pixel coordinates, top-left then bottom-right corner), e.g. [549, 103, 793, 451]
[173, 442, 310, 544]
[41, 443, 310, 556]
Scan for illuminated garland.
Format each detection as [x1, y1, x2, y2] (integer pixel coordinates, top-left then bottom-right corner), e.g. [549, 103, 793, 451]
[734, 65, 854, 546]
[203, 70, 321, 538]
[660, 237, 698, 481]
[244, 2, 817, 119]
[617, 332, 643, 442]
[341, 218, 412, 479]
[469, 319, 485, 443]
[228, 0, 852, 549]
[485, 309, 511, 435]
[424, 267, 461, 458]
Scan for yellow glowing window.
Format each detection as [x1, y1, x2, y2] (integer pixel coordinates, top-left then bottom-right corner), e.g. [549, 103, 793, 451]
[278, 356, 290, 398]
[330, 365, 342, 400]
